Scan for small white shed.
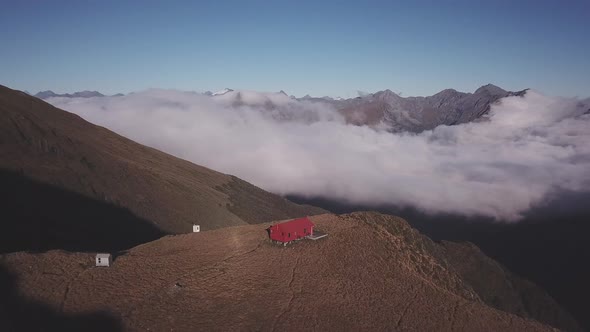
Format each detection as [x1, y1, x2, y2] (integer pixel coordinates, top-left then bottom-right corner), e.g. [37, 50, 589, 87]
[95, 253, 112, 267]
[193, 224, 200, 233]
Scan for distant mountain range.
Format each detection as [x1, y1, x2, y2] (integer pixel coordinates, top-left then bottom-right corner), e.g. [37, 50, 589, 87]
[34, 84, 528, 133]
[326, 84, 528, 132]
[207, 84, 529, 132]
[34, 90, 109, 99]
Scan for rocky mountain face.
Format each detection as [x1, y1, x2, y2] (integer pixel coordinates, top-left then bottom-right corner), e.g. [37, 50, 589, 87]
[211, 84, 527, 132]
[0, 85, 325, 253]
[0, 212, 580, 331]
[326, 84, 528, 132]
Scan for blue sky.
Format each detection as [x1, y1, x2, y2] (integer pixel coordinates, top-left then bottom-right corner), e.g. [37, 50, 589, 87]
[1, 0, 589, 97]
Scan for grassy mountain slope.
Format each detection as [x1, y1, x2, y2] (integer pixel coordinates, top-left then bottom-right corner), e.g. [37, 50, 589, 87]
[0, 213, 578, 331]
[0, 84, 324, 252]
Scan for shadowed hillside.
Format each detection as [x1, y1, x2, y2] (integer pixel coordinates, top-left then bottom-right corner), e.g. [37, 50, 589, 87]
[0, 84, 325, 252]
[0, 263, 123, 332]
[0, 169, 165, 253]
[0, 213, 580, 331]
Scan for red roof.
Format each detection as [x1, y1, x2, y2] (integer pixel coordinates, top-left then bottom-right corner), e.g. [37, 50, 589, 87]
[273, 217, 314, 233]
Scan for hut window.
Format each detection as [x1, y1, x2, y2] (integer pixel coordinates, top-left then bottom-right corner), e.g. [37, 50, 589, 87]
[288, 233, 291, 238]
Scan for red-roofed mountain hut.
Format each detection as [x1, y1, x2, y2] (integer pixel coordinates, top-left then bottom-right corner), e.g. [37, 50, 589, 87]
[267, 217, 314, 243]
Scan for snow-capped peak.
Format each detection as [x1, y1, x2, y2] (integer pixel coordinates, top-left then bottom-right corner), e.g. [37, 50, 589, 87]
[212, 88, 234, 96]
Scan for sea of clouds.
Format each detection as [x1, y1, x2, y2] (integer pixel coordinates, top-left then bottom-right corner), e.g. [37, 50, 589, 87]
[47, 89, 590, 221]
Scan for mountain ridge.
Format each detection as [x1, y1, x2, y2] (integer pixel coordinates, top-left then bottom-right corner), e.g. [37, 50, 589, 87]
[328, 84, 529, 132]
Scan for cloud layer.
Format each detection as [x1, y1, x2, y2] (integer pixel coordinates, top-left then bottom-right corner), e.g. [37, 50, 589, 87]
[48, 90, 590, 221]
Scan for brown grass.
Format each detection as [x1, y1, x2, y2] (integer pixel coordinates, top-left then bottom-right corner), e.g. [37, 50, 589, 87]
[0, 213, 559, 331]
